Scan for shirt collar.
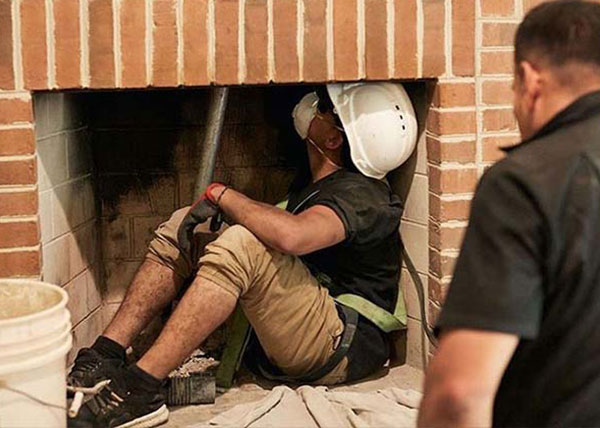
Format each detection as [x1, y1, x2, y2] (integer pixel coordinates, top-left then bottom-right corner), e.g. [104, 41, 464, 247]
[504, 90, 600, 153]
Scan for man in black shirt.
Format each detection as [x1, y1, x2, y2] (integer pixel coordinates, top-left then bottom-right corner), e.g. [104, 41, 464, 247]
[419, 2, 600, 427]
[67, 82, 417, 427]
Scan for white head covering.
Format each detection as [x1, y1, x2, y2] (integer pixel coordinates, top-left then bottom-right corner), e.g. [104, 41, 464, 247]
[292, 92, 319, 139]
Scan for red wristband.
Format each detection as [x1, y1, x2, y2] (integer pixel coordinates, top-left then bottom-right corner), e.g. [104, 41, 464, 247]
[203, 182, 226, 204]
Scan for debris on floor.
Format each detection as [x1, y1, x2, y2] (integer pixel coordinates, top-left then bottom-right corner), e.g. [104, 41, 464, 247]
[189, 384, 422, 428]
[167, 350, 219, 406]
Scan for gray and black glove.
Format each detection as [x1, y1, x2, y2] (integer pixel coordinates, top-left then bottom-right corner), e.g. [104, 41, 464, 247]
[177, 183, 226, 255]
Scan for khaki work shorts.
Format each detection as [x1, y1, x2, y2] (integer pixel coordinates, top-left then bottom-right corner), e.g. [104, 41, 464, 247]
[146, 207, 348, 385]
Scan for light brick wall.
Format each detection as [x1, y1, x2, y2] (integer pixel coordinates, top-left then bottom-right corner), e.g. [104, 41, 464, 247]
[33, 93, 104, 363]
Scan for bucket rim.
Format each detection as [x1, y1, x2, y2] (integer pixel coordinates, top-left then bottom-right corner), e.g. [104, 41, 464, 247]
[0, 279, 69, 326]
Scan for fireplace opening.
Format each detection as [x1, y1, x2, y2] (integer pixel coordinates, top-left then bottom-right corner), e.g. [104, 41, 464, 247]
[33, 81, 431, 368]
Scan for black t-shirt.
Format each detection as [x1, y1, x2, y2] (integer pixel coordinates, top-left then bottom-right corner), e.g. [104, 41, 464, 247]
[287, 170, 403, 381]
[437, 91, 600, 427]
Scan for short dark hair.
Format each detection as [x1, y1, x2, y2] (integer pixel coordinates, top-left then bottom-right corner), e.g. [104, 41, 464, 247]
[515, 1, 600, 68]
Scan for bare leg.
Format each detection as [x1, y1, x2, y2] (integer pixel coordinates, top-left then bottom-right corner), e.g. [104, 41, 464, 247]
[136, 277, 237, 379]
[103, 260, 185, 349]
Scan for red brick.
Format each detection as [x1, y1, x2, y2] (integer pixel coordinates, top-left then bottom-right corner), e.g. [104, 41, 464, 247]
[273, 0, 298, 82]
[428, 300, 441, 326]
[183, 0, 208, 86]
[153, 0, 178, 86]
[0, 158, 36, 185]
[423, 0, 445, 77]
[452, 0, 475, 76]
[481, 50, 514, 75]
[0, 1, 14, 90]
[429, 193, 471, 222]
[429, 249, 457, 279]
[428, 275, 449, 306]
[365, 0, 388, 79]
[121, 0, 146, 87]
[433, 82, 475, 107]
[0, 220, 39, 248]
[482, 108, 518, 133]
[481, 0, 515, 17]
[20, 0, 47, 89]
[394, 0, 418, 78]
[482, 134, 520, 162]
[0, 190, 38, 216]
[245, 0, 268, 83]
[304, 0, 327, 82]
[0, 128, 35, 156]
[429, 220, 467, 250]
[523, 0, 548, 13]
[429, 165, 478, 194]
[482, 22, 518, 47]
[89, 0, 115, 88]
[427, 109, 476, 135]
[54, 0, 81, 88]
[482, 79, 513, 106]
[215, 0, 238, 84]
[427, 136, 476, 164]
[0, 248, 40, 277]
[0, 99, 33, 124]
[334, 0, 358, 80]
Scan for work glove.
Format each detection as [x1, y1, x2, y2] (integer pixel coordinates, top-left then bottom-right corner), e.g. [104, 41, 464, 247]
[177, 183, 227, 256]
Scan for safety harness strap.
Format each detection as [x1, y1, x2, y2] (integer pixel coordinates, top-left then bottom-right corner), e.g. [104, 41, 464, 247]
[334, 292, 407, 333]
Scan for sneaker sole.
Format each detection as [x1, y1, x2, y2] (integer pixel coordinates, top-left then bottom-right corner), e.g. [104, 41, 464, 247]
[115, 405, 169, 428]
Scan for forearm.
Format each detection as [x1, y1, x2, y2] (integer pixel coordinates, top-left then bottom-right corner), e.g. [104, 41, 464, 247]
[418, 388, 493, 428]
[215, 187, 301, 253]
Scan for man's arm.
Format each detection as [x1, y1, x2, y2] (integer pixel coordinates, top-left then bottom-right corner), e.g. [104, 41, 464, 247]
[418, 329, 518, 428]
[210, 185, 346, 255]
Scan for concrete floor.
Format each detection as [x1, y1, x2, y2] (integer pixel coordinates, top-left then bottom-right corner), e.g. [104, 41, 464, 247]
[165, 364, 424, 427]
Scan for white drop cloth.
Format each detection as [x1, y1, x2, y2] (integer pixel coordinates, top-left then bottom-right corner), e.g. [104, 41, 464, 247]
[190, 385, 421, 428]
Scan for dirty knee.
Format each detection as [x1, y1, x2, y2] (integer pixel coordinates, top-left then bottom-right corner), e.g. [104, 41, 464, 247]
[146, 207, 194, 278]
[198, 225, 265, 295]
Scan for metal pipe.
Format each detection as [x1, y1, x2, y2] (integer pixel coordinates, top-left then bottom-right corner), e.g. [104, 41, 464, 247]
[194, 87, 229, 197]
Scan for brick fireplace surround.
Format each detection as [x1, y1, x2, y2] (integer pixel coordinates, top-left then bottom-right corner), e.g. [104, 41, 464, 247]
[0, 0, 545, 366]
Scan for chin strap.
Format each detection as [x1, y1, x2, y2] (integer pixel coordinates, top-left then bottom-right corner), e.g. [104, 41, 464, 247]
[307, 137, 343, 170]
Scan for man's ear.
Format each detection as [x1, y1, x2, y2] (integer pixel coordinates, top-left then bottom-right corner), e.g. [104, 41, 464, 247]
[520, 61, 542, 107]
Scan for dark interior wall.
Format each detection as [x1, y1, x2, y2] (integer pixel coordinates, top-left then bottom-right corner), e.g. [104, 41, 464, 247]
[89, 87, 308, 307]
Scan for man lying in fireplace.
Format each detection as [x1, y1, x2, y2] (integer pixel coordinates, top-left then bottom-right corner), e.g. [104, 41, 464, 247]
[67, 82, 418, 427]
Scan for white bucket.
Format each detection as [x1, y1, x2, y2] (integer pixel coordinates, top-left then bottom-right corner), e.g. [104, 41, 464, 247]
[0, 279, 72, 427]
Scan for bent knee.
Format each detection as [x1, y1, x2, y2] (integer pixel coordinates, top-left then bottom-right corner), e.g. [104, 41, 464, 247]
[146, 206, 192, 277]
[217, 225, 263, 250]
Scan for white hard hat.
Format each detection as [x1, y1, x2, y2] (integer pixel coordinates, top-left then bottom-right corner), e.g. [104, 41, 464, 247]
[292, 92, 319, 140]
[327, 82, 418, 179]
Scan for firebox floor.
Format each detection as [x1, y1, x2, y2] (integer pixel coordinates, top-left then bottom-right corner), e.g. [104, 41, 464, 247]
[165, 364, 424, 427]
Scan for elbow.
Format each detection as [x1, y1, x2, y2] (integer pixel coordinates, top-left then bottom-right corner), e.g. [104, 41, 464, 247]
[419, 380, 492, 427]
[276, 234, 304, 256]
[275, 227, 308, 256]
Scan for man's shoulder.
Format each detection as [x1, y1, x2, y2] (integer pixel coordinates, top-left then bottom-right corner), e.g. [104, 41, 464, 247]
[505, 113, 600, 173]
[324, 170, 389, 192]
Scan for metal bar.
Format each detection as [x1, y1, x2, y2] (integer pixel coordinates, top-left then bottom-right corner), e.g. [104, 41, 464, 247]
[194, 86, 229, 197]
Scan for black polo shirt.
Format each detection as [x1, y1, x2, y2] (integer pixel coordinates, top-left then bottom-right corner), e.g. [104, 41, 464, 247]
[288, 170, 403, 382]
[437, 90, 600, 427]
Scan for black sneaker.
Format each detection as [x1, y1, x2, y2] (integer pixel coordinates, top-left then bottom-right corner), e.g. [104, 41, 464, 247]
[68, 348, 124, 393]
[67, 366, 168, 428]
